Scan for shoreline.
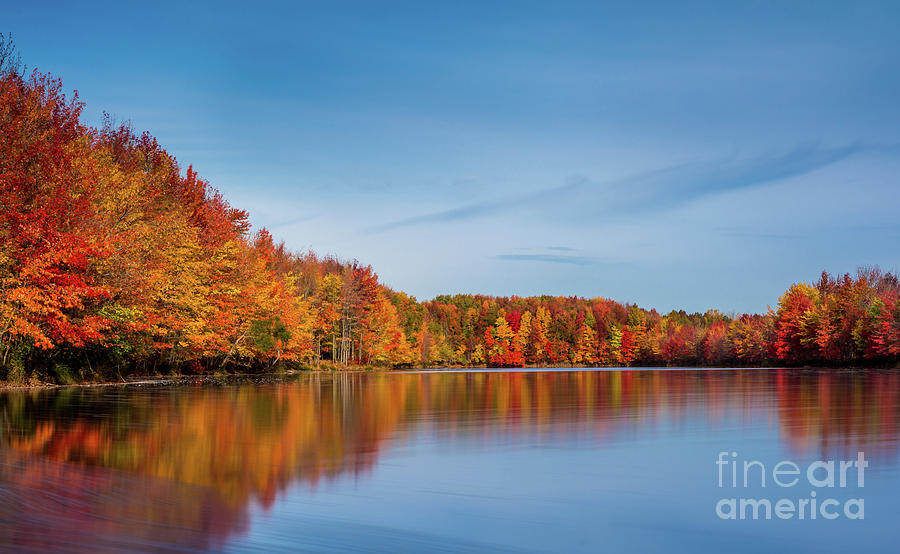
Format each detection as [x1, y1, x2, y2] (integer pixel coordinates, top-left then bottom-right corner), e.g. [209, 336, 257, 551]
[1, 364, 894, 392]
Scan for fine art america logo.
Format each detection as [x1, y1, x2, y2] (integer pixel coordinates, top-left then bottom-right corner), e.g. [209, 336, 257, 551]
[715, 451, 866, 520]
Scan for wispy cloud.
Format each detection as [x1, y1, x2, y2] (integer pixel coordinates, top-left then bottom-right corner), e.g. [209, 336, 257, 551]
[370, 142, 862, 232]
[370, 195, 533, 232]
[268, 213, 320, 230]
[618, 142, 862, 212]
[496, 253, 597, 265]
[714, 227, 804, 240]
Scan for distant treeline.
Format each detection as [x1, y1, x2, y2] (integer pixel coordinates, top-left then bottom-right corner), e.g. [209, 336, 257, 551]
[1, 37, 898, 383]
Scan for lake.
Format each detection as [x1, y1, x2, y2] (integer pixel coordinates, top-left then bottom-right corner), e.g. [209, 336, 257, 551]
[0, 368, 897, 552]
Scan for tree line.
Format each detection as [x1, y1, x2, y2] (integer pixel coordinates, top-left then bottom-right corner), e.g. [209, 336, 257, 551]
[1, 38, 898, 382]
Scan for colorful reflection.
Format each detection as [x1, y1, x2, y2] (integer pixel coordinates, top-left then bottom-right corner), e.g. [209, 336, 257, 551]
[0, 368, 898, 549]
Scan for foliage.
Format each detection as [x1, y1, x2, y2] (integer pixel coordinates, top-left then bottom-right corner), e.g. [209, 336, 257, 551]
[1, 38, 898, 380]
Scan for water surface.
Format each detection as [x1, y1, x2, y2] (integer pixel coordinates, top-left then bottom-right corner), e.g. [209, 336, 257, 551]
[1, 368, 898, 552]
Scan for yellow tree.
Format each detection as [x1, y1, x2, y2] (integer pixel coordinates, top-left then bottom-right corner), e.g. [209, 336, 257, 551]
[572, 311, 598, 365]
[529, 306, 552, 364]
[484, 309, 516, 366]
[312, 273, 342, 363]
[361, 292, 414, 366]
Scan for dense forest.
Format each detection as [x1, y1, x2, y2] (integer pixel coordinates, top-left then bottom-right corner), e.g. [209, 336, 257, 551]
[1, 38, 899, 383]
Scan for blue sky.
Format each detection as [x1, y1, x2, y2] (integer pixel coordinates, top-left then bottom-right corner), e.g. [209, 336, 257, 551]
[6, 1, 899, 313]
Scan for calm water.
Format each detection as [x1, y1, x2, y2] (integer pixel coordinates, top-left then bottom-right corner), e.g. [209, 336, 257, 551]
[0, 368, 898, 552]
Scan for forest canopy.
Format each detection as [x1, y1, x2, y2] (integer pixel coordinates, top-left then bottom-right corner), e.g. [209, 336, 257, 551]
[1, 36, 898, 383]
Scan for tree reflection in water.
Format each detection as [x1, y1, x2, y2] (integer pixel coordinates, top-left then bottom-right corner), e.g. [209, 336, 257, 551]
[0, 369, 898, 550]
